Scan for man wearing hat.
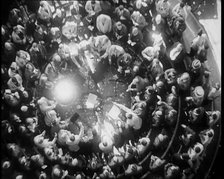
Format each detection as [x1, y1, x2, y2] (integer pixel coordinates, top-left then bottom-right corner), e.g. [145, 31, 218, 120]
[96, 14, 112, 34]
[112, 21, 128, 44]
[128, 26, 144, 53]
[177, 72, 191, 91]
[191, 86, 205, 106]
[189, 29, 209, 62]
[85, 0, 102, 17]
[3, 42, 17, 66]
[187, 142, 204, 171]
[185, 86, 205, 107]
[7, 74, 24, 92]
[131, 10, 148, 30]
[188, 59, 210, 88]
[8, 62, 21, 78]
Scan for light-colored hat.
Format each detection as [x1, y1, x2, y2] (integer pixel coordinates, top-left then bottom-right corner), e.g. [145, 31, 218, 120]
[193, 86, 204, 97]
[155, 14, 162, 24]
[192, 59, 201, 70]
[132, 27, 139, 36]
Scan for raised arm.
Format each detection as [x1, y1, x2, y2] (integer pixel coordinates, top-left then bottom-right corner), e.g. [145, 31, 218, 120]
[113, 102, 133, 114]
[49, 133, 57, 146]
[77, 122, 85, 140]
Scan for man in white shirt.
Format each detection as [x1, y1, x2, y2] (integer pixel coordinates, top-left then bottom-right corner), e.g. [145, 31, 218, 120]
[44, 110, 61, 127]
[126, 76, 149, 92]
[34, 131, 57, 149]
[170, 43, 183, 61]
[141, 46, 159, 62]
[190, 29, 209, 62]
[199, 128, 214, 149]
[99, 135, 114, 154]
[136, 137, 150, 156]
[100, 44, 125, 65]
[187, 142, 204, 171]
[125, 112, 142, 130]
[90, 35, 112, 56]
[37, 96, 57, 114]
[7, 74, 24, 92]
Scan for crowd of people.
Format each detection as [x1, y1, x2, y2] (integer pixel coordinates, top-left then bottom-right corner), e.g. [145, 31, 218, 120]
[1, 0, 221, 179]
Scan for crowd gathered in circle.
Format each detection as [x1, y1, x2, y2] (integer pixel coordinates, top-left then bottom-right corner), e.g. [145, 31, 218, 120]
[1, 0, 222, 179]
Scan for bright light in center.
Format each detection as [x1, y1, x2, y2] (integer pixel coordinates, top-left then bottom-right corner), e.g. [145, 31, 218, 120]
[152, 33, 162, 42]
[54, 78, 77, 104]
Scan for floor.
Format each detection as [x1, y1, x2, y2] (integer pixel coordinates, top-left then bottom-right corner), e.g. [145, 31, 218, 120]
[199, 0, 221, 74]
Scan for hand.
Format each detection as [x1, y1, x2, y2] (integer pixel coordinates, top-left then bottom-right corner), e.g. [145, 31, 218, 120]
[117, 66, 122, 73]
[126, 88, 137, 92]
[30, 103, 35, 107]
[54, 133, 57, 138]
[185, 97, 193, 102]
[181, 124, 186, 128]
[42, 130, 46, 136]
[77, 121, 83, 127]
[109, 59, 112, 65]
[53, 102, 57, 108]
[171, 86, 176, 95]
[5, 89, 11, 94]
[97, 57, 102, 62]
[63, 170, 68, 176]
[125, 69, 130, 74]
[14, 92, 20, 99]
[215, 83, 220, 90]
[131, 42, 136, 46]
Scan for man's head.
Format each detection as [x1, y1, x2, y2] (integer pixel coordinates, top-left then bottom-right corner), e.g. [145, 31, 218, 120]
[39, 172, 47, 179]
[208, 131, 214, 138]
[116, 21, 122, 30]
[37, 137, 44, 144]
[70, 135, 76, 141]
[195, 146, 201, 153]
[4, 42, 13, 51]
[19, 125, 26, 133]
[45, 148, 53, 156]
[141, 139, 148, 146]
[165, 68, 177, 84]
[126, 113, 132, 119]
[180, 2, 185, 8]
[91, 0, 96, 5]
[177, 72, 191, 90]
[31, 42, 39, 51]
[132, 27, 138, 36]
[191, 59, 201, 72]
[2, 160, 11, 169]
[1, 26, 5, 36]
[53, 167, 61, 176]
[155, 14, 162, 25]
[76, 174, 82, 179]
[103, 141, 108, 147]
[119, 5, 124, 10]
[197, 29, 203, 36]
[127, 147, 133, 154]
[15, 174, 23, 179]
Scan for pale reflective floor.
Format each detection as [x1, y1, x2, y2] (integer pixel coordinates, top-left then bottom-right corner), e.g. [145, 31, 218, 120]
[199, 0, 221, 74]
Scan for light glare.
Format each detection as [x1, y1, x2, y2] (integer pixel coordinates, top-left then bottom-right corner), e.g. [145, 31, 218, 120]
[54, 79, 76, 104]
